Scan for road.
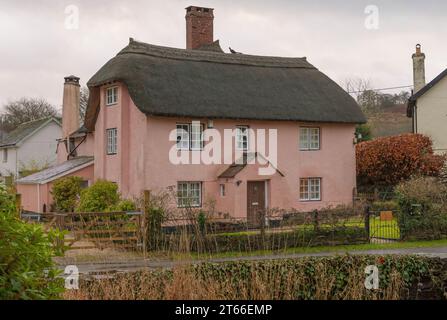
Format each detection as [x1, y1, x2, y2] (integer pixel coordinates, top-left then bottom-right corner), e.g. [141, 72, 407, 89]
[59, 246, 447, 275]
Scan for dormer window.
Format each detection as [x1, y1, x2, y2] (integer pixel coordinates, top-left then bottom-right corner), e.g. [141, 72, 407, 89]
[106, 87, 118, 106]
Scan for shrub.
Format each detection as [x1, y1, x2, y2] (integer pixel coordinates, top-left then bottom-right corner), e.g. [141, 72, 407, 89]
[356, 133, 445, 187]
[355, 123, 372, 142]
[114, 199, 137, 212]
[77, 180, 120, 212]
[65, 255, 446, 300]
[395, 176, 447, 240]
[51, 176, 83, 212]
[0, 186, 65, 299]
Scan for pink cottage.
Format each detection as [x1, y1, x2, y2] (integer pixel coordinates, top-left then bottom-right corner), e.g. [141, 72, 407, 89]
[17, 6, 365, 222]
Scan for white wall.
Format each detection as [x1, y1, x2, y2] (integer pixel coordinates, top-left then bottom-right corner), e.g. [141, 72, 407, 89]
[416, 76, 447, 153]
[17, 121, 61, 173]
[0, 147, 18, 177]
[0, 121, 61, 178]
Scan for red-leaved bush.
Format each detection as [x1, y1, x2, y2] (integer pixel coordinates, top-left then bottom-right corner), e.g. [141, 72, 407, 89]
[356, 133, 445, 186]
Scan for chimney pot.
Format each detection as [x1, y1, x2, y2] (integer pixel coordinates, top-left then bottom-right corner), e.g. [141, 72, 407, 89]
[185, 6, 214, 50]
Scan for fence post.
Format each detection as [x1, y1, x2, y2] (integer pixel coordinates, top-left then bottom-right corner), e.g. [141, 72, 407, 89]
[313, 210, 319, 232]
[364, 205, 370, 239]
[259, 209, 266, 243]
[142, 190, 151, 256]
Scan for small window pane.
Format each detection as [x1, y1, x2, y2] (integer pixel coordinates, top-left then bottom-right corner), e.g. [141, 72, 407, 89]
[190, 122, 204, 150]
[236, 126, 249, 151]
[300, 178, 321, 201]
[299, 128, 309, 150]
[220, 184, 226, 197]
[106, 128, 117, 154]
[300, 127, 320, 150]
[176, 124, 190, 150]
[177, 182, 202, 207]
[106, 87, 118, 105]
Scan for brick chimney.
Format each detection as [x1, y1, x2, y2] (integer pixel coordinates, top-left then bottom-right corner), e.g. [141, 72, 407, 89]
[62, 75, 80, 138]
[412, 44, 426, 93]
[185, 6, 214, 50]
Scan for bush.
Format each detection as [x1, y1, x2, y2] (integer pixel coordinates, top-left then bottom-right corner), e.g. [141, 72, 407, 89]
[395, 176, 447, 240]
[356, 133, 445, 187]
[0, 186, 65, 299]
[114, 199, 137, 212]
[355, 123, 372, 142]
[51, 176, 83, 212]
[77, 180, 120, 212]
[66, 255, 446, 300]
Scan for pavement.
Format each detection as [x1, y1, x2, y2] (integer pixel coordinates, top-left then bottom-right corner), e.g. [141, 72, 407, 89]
[58, 246, 447, 275]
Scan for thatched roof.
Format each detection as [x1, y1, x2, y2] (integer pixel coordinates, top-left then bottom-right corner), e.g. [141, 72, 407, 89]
[85, 39, 365, 129]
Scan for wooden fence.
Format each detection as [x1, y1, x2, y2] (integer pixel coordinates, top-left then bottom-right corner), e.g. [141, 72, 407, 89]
[21, 211, 145, 251]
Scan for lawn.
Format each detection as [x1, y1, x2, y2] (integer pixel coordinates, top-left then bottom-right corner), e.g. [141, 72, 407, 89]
[215, 217, 401, 240]
[191, 238, 447, 260]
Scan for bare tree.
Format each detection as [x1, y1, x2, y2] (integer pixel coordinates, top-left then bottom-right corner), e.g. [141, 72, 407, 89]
[0, 98, 59, 132]
[79, 87, 89, 124]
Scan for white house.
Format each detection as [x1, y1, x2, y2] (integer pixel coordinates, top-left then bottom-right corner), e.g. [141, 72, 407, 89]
[407, 44, 447, 153]
[0, 117, 61, 183]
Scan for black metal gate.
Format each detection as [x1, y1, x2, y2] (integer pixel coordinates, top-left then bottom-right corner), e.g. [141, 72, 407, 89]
[366, 209, 401, 241]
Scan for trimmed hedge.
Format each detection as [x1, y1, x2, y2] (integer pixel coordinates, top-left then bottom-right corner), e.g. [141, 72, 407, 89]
[395, 177, 447, 240]
[156, 227, 368, 253]
[72, 255, 447, 300]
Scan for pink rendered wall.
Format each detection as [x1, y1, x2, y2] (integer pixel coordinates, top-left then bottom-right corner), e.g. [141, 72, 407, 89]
[94, 83, 357, 217]
[57, 133, 95, 164]
[17, 164, 94, 213]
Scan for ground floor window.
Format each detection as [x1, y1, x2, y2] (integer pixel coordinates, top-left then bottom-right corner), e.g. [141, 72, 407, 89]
[177, 182, 202, 207]
[299, 178, 321, 201]
[219, 184, 226, 197]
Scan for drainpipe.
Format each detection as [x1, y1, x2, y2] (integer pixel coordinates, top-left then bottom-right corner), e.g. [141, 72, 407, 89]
[414, 105, 418, 133]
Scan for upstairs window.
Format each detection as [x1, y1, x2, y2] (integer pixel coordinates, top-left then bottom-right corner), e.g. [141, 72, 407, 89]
[299, 127, 320, 150]
[176, 122, 204, 150]
[106, 87, 118, 106]
[177, 182, 202, 207]
[106, 128, 118, 155]
[299, 178, 321, 201]
[2, 149, 7, 163]
[236, 126, 249, 151]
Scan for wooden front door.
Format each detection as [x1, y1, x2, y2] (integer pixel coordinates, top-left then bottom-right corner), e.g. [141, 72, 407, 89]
[247, 181, 266, 227]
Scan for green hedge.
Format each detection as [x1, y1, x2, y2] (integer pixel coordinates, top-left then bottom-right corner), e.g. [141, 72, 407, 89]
[74, 255, 447, 300]
[395, 177, 447, 240]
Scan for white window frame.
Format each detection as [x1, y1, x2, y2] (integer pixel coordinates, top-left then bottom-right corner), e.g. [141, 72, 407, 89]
[299, 178, 321, 201]
[176, 122, 204, 151]
[106, 86, 118, 106]
[106, 128, 118, 155]
[2, 149, 7, 163]
[219, 184, 226, 197]
[177, 182, 202, 208]
[236, 126, 249, 151]
[299, 127, 320, 151]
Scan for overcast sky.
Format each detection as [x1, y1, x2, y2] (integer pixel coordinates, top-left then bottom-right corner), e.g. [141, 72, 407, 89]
[0, 0, 446, 111]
